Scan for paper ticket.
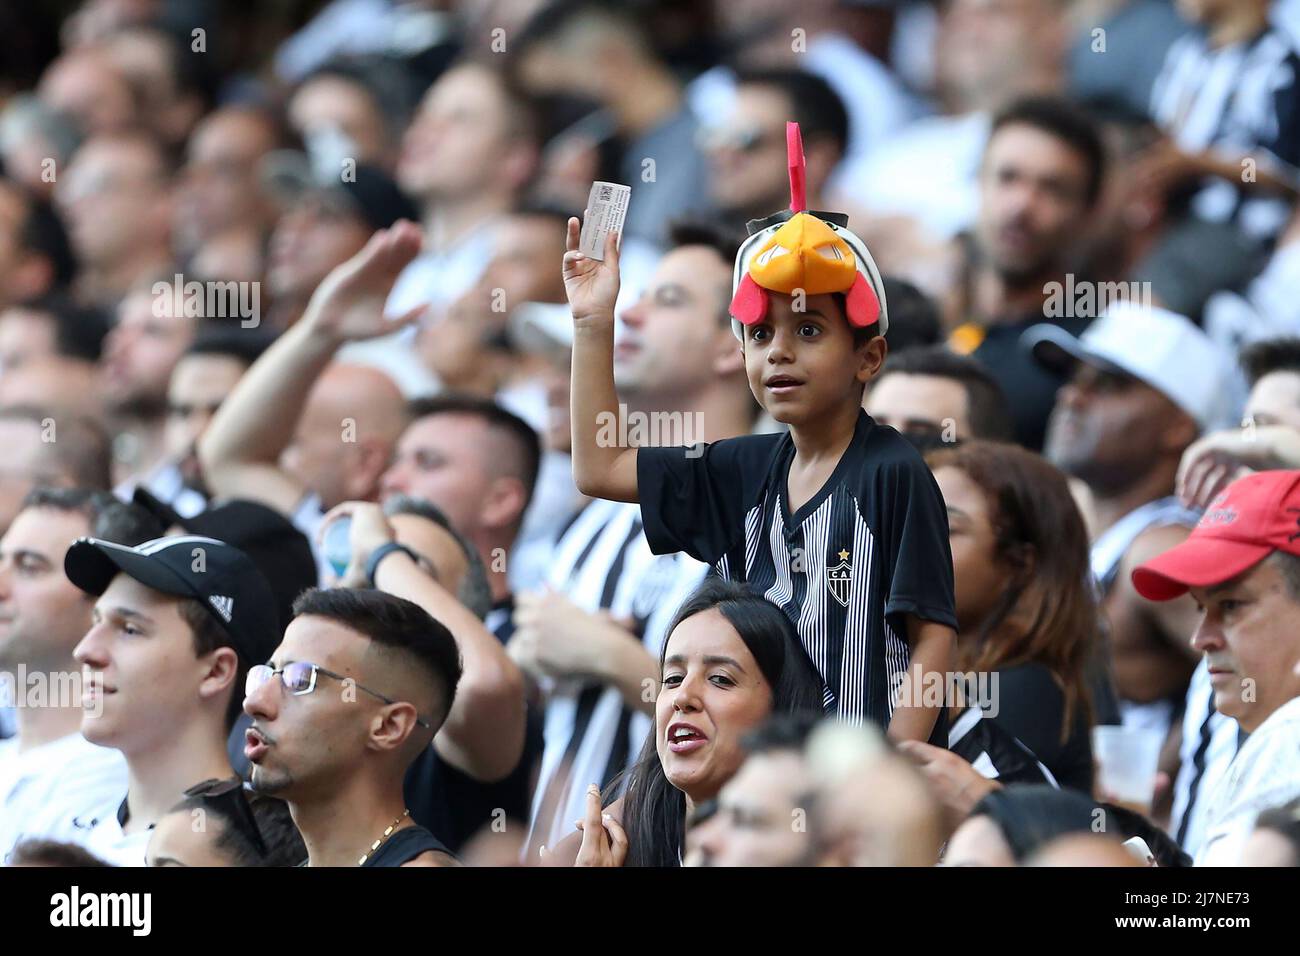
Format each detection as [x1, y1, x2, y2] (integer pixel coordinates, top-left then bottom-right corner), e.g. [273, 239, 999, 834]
[579, 181, 631, 260]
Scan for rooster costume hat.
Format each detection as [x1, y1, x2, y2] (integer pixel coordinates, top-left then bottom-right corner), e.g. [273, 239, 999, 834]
[729, 122, 888, 340]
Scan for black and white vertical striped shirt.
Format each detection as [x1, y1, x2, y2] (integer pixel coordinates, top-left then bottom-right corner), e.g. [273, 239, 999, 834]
[525, 499, 709, 853]
[1150, 10, 1300, 240]
[638, 410, 957, 735]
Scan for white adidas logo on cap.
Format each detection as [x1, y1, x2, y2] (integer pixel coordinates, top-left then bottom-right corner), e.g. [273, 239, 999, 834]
[209, 594, 234, 622]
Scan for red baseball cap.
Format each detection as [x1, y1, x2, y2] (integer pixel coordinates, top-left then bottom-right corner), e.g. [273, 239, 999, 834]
[1132, 470, 1300, 601]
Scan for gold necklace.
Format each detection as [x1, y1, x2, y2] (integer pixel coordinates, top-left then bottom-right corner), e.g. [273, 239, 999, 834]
[357, 809, 411, 866]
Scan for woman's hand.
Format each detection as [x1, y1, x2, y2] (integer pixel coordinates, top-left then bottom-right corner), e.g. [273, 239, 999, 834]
[573, 785, 628, 867]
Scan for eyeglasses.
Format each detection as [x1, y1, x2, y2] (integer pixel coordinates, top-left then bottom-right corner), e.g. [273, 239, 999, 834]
[245, 662, 432, 729]
[183, 777, 268, 857]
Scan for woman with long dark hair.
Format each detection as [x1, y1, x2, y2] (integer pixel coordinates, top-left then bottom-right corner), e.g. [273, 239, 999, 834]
[925, 441, 1117, 791]
[547, 577, 825, 866]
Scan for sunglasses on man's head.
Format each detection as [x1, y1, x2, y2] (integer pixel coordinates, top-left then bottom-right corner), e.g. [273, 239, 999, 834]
[245, 662, 432, 729]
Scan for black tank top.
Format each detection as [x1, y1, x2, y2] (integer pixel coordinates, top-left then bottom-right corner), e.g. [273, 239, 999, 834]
[361, 824, 455, 868]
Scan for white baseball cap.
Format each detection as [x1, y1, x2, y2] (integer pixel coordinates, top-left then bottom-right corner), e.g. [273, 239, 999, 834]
[1023, 302, 1242, 432]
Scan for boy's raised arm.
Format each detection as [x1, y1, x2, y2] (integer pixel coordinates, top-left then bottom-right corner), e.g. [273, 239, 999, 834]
[564, 217, 639, 503]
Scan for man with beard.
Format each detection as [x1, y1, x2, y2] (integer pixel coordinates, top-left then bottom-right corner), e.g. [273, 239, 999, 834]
[122, 326, 273, 516]
[949, 96, 1106, 449]
[243, 588, 462, 867]
[1026, 303, 1241, 742]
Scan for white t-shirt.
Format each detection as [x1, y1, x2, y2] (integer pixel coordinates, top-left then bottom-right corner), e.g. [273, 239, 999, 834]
[1195, 694, 1300, 866]
[0, 732, 127, 863]
[78, 798, 153, 867]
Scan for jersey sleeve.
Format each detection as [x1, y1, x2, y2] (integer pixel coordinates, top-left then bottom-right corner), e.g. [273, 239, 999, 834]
[876, 454, 958, 630]
[636, 434, 780, 564]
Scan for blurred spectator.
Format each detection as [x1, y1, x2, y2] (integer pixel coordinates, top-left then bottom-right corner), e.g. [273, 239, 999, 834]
[64, 535, 280, 865]
[810, 722, 946, 867]
[1178, 337, 1300, 510]
[1132, 469, 1300, 865]
[1242, 795, 1300, 866]
[287, 62, 404, 172]
[244, 587, 463, 867]
[865, 346, 1014, 450]
[1145, 0, 1300, 244]
[174, 106, 283, 258]
[56, 133, 174, 309]
[544, 577, 825, 866]
[127, 324, 275, 516]
[6, 838, 112, 867]
[947, 96, 1106, 451]
[390, 61, 540, 315]
[851, 0, 1068, 243]
[37, 46, 137, 138]
[146, 782, 305, 867]
[514, 2, 710, 244]
[879, 276, 944, 352]
[0, 180, 77, 311]
[0, 407, 112, 535]
[944, 784, 1107, 865]
[0, 96, 82, 203]
[0, 488, 160, 863]
[0, 357, 103, 421]
[691, 0, 919, 192]
[1068, 0, 1188, 117]
[100, 281, 198, 486]
[266, 162, 417, 333]
[703, 69, 848, 228]
[926, 441, 1118, 790]
[0, 295, 107, 378]
[686, 714, 821, 867]
[102, 25, 209, 151]
[1029, 304, 1239, 742]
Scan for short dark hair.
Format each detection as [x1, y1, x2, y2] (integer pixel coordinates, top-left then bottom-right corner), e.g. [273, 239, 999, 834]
[0, 406, 112, 490]
[1241, 337, 1300, 387]
[733, 68, 850, 159]
[20, 486, 164, 546]
[880, 277, 942, 352]
[668, 219, 743, 327]
[170, 789, 306, 866]
[405, 394, 542, 515]
[290, 587, 463, 729]
[18, 196, 77, 293]
[877, 346, 1015, 441]
[742, 712, 822, 757]
[383, 493, 493, 620]
[179, 598, 247, 732]
[27, 294, 111, 361]
[990, 96, 1106, 208]
[184, 324, 277, 368]
[8, 838, 111, 867]
[1253, 796, 1300, 865]
[1269, 551, 1300, 603]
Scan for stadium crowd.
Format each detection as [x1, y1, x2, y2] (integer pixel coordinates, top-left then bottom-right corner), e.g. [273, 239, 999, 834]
[2, 0, 1300, 868]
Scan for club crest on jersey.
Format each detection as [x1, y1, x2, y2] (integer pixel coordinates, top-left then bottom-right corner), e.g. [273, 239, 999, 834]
[827, 548, 852, 607]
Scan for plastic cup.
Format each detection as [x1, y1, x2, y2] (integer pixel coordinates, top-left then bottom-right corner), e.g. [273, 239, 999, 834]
[1092, 725, 1163, 814]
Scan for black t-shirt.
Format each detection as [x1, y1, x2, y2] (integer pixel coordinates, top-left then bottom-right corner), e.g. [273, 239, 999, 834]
[637, 410, 957, 733]
[991, 663, 1095, 792]
[403, 596, 543, 853]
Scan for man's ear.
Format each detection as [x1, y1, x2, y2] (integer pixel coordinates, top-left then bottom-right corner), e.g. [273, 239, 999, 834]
[712, 323, 745, 377]
[199, 645, 241, 705]
[481, 474, 529, 533]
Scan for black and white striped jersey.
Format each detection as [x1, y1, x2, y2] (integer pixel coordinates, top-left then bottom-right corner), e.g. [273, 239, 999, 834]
[638, 410, 957, 734]
[525, 499, 709, 853]
[948, 707, 1059, 788]
[1170, 658, 1241, 858]
[1150, 12, 1300, 240]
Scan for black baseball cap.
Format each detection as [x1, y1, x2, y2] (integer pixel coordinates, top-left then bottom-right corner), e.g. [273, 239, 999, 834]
[131, 488, 318, 634]
[65, 535, 281, 667]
